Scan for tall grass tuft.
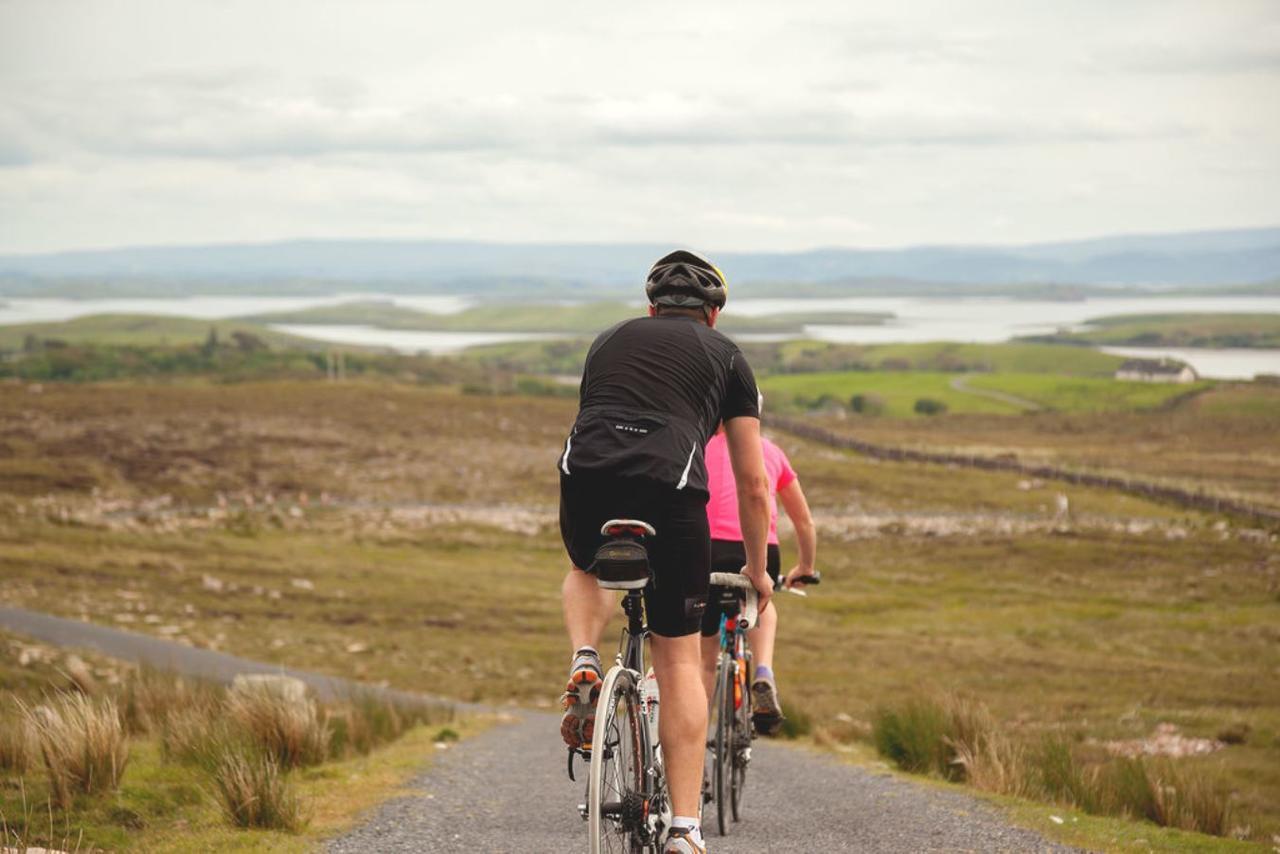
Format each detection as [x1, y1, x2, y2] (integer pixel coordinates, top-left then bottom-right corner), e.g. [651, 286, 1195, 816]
[1033, 737, 1097, 811]
[24, 693, 129, 807]
[0, 706, 34, 774]
[212, 747, 306, 832]
[872, 692, 996, 780]
[159, 704, 234, 770]
[872, 697, 949, 775]
[951, 729, 1032, 797]
[121, 668, 222, 736]
[227, 679, 328, 769]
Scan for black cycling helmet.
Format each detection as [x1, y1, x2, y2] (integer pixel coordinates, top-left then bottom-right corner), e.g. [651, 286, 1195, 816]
[645, 249, 728, 309]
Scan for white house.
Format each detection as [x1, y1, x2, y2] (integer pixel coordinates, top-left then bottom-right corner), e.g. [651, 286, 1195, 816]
[1115, 358, 1199, 384]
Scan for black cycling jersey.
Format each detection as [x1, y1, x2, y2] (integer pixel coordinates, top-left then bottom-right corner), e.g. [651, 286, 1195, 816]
[557, 314, 760, 497]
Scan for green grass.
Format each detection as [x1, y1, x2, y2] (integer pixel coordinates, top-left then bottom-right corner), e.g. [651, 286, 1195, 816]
[854, 341, 1125, 375]
[966, 373, 1212, 412]
[1027, 313, 1280, 349]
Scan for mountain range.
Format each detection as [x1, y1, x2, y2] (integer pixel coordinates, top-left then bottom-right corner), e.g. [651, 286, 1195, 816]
[1, 227, 1277, 293]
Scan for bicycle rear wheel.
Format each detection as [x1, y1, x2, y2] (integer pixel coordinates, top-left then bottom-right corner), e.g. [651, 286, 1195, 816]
[588, 667, 650, 854]
[711, 651, 733, 836]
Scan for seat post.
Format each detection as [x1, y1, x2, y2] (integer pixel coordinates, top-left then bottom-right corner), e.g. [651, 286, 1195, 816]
[622, 590, 646, 672]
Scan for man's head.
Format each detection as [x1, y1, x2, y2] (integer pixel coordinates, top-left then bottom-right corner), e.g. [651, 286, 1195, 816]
[645, 249, 727, 326]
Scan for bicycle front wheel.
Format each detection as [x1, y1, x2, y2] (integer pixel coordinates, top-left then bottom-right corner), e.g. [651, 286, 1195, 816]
[711, 651, 733, 836]
[588, 667, 649, 854]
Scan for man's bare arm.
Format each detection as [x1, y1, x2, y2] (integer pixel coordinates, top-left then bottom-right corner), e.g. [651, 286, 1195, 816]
[777, 479, 817, 587]
[723, 415, 772, 613]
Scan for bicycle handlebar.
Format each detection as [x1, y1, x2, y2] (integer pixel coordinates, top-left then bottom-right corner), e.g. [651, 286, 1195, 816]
[775, 571, 822, 595]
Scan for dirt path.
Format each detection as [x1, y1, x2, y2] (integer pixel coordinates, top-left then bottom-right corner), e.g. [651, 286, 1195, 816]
[948, 375, 1044, 412]
[2, 605, 1077, 853]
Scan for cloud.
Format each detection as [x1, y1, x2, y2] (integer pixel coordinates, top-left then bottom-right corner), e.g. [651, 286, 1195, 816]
[0, 74, 1200, 169]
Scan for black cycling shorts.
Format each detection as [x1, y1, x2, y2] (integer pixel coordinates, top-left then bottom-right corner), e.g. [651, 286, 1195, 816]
[559, 473, 710, 638]
[699, 539, 780, 637]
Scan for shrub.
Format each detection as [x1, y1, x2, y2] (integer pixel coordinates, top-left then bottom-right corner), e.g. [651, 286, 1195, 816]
[213, 749, 305, 832]
[24, 694, 129, 807]
[849, 393, 886, 416]
[913, 397, 949, 416]
[227, 678, 328, 769]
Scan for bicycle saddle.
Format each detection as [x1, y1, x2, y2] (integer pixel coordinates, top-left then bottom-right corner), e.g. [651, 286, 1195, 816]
[590, 519, 656, 590]
[708, 571, 759, 629]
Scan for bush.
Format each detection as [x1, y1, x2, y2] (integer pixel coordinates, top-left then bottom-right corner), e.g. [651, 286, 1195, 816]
[849, 393, 886, 416]
[913, 397, 949, 416]
[213, 749, 305, 832]
[24, 693, 130, 807]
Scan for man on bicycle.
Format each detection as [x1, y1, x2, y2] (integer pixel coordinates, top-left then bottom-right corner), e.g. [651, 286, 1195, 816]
[557, 249, 772, 854]
[700, 415, 817, 735]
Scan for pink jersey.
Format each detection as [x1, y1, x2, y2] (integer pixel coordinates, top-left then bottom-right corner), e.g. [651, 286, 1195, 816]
[704, 432, 797, 544]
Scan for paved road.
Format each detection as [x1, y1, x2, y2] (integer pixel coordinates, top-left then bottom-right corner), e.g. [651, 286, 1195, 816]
[1, 606, 1076, 852]
[0, 605, 463, 714]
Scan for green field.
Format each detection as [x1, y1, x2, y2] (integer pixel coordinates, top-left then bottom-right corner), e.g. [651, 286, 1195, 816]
[1027, 313, 1280, 349]
[760, 367, 1204, 416]
[967, 373, 1211, 412]
[762, 370, 1019, 416]
[0, 314, 318, 350]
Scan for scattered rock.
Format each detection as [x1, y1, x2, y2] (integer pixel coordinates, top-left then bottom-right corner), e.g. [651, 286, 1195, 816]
[1103, 722, 1224, 758]
[201, 574, 224, 592]
[346, 641, 369, 654]
[231, 673, 308, 705]
[291, 578, 315, 591]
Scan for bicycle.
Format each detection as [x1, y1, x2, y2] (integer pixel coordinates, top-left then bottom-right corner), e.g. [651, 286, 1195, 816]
[569, 519, 671, 854]
[705, 569, 821, 836]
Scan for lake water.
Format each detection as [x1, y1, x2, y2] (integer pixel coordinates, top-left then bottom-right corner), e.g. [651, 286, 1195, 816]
[2, 292, 1278, 379]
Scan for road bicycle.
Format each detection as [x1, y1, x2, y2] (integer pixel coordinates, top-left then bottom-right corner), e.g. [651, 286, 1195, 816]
[705, 569, 821, 837]
[569, 519, 670, 854]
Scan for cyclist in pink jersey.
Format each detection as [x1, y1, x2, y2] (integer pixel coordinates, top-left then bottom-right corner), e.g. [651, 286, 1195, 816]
[700, 421, 817, 735]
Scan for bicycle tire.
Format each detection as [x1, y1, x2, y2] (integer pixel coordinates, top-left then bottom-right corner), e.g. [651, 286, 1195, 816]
[712, 650, 733, 836]
[589, 667, 649, 854]
[731, 648, 752, 821]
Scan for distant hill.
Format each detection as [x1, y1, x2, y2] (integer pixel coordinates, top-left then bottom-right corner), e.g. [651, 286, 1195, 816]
[1, 226, 1277, 293]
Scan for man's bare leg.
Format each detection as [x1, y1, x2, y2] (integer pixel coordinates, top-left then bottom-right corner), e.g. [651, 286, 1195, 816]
[560, 565, 616, 748]
[649, 632, 708, 820]
[562, 565, 614, 651]
[699, 634, 719, 704]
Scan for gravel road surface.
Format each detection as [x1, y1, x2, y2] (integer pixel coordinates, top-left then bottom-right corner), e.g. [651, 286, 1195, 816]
[329, 710, 1077, 853]
[1, 606, 1078, 852]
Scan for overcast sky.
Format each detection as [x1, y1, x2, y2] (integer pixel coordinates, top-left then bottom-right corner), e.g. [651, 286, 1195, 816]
[1, 0, 1278, 254]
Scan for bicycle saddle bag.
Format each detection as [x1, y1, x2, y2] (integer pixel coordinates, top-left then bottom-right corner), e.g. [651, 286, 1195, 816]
[589, 538, 652, 590]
